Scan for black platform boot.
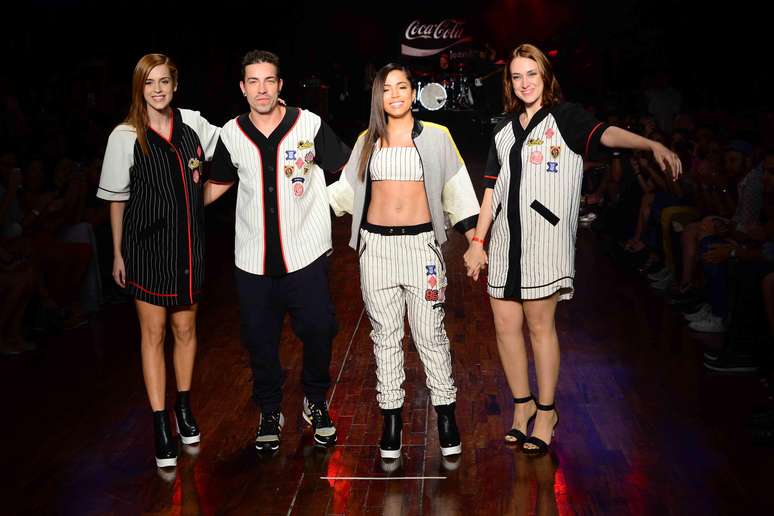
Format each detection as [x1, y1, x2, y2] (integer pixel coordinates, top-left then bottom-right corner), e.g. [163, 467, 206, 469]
[435, 403, 461, 456]
[154, 410, 178, 468]
[379, 408, 402, 459]
[174, 391, 201, 445]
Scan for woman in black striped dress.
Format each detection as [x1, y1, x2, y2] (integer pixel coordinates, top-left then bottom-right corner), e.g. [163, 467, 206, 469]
[464, 44, 682, 455]
[97, 54, 219, 468]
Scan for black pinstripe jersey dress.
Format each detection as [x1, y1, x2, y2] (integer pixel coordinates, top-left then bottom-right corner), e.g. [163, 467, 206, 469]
[98, 108, 219, 306]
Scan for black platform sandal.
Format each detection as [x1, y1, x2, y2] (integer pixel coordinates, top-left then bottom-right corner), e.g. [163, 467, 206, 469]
[504, 395, 536, 445]
[523, 402, 559, 456]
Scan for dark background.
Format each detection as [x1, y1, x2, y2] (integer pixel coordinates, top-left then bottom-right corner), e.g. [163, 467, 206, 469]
[2, 0, 768, 135]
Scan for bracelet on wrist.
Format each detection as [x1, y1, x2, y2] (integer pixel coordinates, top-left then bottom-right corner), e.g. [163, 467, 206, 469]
[471, 236, 485, 245]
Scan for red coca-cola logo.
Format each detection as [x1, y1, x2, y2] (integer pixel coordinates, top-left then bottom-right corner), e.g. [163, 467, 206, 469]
[405, 19, 466, 41]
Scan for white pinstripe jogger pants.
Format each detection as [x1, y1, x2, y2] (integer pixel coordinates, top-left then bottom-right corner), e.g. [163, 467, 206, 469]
[358, 228, 457, 410]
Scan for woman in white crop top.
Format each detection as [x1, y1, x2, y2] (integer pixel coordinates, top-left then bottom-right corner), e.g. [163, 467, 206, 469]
[336, 63, 479, 462]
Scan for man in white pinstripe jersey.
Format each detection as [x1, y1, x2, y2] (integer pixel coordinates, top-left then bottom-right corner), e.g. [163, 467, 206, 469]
[204, 50, 351, 453]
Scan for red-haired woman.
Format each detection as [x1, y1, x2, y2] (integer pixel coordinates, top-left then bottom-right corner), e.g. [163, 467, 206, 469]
[464, 44, 681, 455]
[97, 54, 219, 468]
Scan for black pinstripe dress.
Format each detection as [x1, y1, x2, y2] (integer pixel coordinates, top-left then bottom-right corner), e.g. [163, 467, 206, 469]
[98, 108, 219, 306]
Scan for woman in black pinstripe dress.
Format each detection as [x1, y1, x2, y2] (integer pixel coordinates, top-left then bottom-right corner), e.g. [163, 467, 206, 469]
[464, 44, 682, 455]
[97, 54, 219, 468]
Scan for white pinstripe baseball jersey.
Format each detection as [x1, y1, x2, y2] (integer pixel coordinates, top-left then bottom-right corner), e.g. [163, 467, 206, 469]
[209, 107, 350, 276]
[484, 103, 608, 301]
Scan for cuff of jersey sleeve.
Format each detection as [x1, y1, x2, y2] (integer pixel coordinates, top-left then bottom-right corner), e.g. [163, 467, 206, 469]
[207, 171, 238, 183]
[482, 175, 498, 189]
[585, 123, 609, 159]
[453, 214, 479, 234]
[327, 179, 354, 216]
[96, 187, 130, 201]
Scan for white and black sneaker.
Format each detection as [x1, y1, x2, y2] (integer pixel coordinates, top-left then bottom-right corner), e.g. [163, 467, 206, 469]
[684, 303, 711, 322]
[255, 411, 284, 452]
[303, 398, 337, 446]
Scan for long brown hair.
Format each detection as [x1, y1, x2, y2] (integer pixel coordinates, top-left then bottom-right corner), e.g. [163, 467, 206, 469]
[357, 63, 414, 181]
[123, 53, 178, 155]
[502, 44, 561, 114]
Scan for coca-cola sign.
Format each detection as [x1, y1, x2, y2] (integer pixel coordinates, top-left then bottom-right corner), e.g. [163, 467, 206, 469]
[401, 19, 473, 57]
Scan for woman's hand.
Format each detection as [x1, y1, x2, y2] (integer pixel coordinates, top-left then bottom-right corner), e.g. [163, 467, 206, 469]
[112, 255, 126, 288]
[463, 244, 488, 281]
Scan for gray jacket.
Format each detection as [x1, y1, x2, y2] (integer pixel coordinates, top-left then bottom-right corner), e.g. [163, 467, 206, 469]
[328, 120, 480, 250]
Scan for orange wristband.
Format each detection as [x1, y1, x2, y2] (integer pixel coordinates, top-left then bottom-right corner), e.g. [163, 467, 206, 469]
[471, 236, 485, 245]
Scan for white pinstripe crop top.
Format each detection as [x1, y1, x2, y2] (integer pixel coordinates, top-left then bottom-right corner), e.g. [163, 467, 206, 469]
[370, 146, 423, 181]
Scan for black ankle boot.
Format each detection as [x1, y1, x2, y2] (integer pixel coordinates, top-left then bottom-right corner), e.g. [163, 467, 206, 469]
[435, 403, 461, 456]
[379, 408, 402, 459]
[153, 410, 178, 468]
[174, 391, 201, 445]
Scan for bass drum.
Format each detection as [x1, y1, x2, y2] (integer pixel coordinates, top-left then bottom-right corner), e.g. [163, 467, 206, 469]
[418, 82, 447, 111]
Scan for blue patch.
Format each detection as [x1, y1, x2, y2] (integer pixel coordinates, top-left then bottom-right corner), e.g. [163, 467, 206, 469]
[285, 150, 297, 161]
[546, 161, 559, 173]
[425, 265, 437, 276]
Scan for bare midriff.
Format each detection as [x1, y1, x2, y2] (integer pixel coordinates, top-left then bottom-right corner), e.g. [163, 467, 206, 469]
[367, 181, 431, 226]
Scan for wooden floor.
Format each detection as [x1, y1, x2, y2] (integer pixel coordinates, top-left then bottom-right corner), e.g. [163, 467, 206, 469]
[3, 151, 774, 514]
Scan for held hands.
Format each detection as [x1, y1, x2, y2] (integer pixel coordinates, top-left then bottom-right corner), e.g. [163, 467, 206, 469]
[463, 242, 488, 281]
[650, 142, 682, 181]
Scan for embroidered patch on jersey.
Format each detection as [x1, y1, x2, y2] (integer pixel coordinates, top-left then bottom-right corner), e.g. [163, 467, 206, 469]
[529, 151, 544, 165]
[425, 265, 437, 276]
[425, 289, 439, 301]
[527, 138, 544, 146]
[304, 151, 315, 163]
[550, 145, 561, 158]
[297, 140, 313, 150]
[188, 158, 200, 170]
[303, 163, 311, 175]
[284, 165, 294, 177]
[197, 145, 202, 157]
[428, 275, 438, 288]
[545, 128, 555, 139]
[296, 158, 305, 169]
[438, 286, 446, 303]
[192, 170, 200, 183]
[546, 162, 559, 173]
[291, 176, 305, 197]
[285, 150, 297, 161]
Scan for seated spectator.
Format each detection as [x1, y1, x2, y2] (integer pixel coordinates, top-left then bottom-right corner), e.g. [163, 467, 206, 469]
[0, 249, 37, 355]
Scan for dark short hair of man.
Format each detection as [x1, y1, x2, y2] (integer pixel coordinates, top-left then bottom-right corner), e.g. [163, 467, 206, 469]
[242, 50, 281, 80]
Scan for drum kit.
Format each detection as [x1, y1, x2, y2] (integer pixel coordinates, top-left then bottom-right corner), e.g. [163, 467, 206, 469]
[414, 74, 476, 112]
